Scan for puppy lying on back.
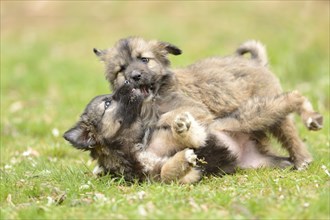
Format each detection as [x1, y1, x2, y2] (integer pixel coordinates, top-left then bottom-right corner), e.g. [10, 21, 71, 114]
[63, 81, 207, 182]
[64, 81, 320, 183]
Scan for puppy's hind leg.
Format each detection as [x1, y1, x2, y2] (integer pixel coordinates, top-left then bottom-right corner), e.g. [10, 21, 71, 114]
[209, 91, 323, 133]
[160, 149, 201, 184]
[263, 91, 319, 169]
[294, 92, 323, 131]
[270, 118, 313, 170]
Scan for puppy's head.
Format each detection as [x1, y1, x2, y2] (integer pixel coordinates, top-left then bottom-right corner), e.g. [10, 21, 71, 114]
[63, 81, 144, 150]
[94, 37, 182, 93]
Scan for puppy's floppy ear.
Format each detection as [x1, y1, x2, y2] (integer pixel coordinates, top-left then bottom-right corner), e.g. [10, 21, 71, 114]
[63, 122, 96, 150]
[158, 42, 182, 55]
[93, 48, 107, 60]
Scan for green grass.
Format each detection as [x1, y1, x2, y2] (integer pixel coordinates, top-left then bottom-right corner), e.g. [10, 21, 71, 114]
[1, 1, 329, 219]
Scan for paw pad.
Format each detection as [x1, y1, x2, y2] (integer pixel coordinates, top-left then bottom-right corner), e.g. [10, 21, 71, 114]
[305, 113, 323, 131]
[174, 112, 192, 134]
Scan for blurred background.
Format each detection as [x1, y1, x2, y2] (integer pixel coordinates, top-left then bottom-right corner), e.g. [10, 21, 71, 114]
[1, 1, 329, 161]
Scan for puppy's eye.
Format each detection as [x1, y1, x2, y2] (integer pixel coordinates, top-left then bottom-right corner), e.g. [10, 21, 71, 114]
[140, 57, 150, 64]
[104, 100, 111, 109]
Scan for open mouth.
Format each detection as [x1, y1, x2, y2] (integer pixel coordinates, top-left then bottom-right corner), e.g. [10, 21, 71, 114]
[136, 85, 154, 98]
[125, 80, 154, 99]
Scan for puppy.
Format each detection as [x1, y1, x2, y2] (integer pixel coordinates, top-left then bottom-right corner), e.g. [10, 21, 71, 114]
[94, 37, 323, 169]
[63, 82, 206, 183]
[114, 60, 321, 178]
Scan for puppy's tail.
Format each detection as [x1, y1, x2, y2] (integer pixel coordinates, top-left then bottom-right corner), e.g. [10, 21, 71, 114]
[236, 40, 268, 66]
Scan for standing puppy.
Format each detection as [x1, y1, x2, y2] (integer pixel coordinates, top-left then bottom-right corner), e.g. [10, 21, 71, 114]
[94, 37, 323, 169]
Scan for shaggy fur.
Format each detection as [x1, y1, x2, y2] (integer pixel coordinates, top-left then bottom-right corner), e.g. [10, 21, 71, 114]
[63, 82, 146, 181]
[94, 37, 323, 169]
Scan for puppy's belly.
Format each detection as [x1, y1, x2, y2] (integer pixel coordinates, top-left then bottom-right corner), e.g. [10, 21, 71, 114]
[214, 132, 268, 168]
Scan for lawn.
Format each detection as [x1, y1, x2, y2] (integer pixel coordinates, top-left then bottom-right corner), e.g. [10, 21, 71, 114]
[1, 1, 329, 219]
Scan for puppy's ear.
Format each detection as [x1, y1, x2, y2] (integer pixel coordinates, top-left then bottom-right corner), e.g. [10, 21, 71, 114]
[158, 42, 182, 56]
[63, 122, 96, 150]
[93, 48, 107, 60]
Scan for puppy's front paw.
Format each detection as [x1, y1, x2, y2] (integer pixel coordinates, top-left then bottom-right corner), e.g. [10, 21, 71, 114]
[174, 112, 192, 134]
[293, 155, 313, 171]
[185, 149, 197, 166]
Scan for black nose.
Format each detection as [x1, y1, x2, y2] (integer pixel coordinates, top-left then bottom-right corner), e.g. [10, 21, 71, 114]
[131, 70, 141, 82]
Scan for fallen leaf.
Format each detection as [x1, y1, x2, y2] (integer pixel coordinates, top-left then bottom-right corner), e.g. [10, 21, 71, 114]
[79, 184, 90, 190]
[4, 165, 12, 170]
[6, 194, 15, 207]
[321, 165, 330, 177]
[22, 148, 40, 157]
[93, 192, 107, 202]
[55, 193, 67, 205]
[137, 191, 146, 200]
[47, 196, 54, 206]
[138, 205, 147, 216]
